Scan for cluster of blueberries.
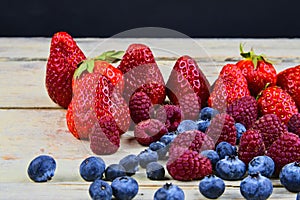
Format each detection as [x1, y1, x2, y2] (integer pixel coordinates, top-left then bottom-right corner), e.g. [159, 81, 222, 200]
[27, 107, 300, 199]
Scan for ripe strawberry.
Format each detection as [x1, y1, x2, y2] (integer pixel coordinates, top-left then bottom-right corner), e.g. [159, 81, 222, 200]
[177, 92, 201, 120]
[167, 150, 212, 181]
[288, 113, 300, 137]
[134, 119, 168, 146]
[236, 44, 277, 97]
[46, 32, 86, 108]
[166, 55, 210, 115]
[266, 132, 300, 174]
[168, 130, 215, 159]
[155, 105, 183, 132]
[205, 113, 237, 146]
[277, 65, 300, 110]
[238, 130, 266, 165]
[118, 44, 166, 104]
[226, 95, 258, 129]
[208, 64, 250, 113]
[252, 114, 287, 150]
[257, 86, 298, 124]
[66, 102, 79, 139]
[129, 91, 153, 124]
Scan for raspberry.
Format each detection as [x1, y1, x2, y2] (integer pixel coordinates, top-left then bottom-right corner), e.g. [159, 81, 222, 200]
[227, 96, 258, 129]
[205, 113, 237, 146]
[155, 105, 183, 132]
[266, 132, 300, 174]
[134, 119, 168, 146]
[288, 113, 300, 137]
[252, 114, 287, 150]
[169, 130, 215, 159]
[238, 130, 266, 165]
[129, 91, 153, 124]
[167, 150, 212, 181]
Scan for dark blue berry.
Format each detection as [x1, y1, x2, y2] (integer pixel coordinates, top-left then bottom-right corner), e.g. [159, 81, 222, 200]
[89, 179, 112, 200]
[105, 164, 126, 181]
[119, 154, 139, 176]
[149, 141, 168, 160]
[279, 162, 300, 193]
[297, 192, 300, 200]
[235, 123, 246, 145]
[111, 176, 139, 200]
[199, 107, 219, 121]
[215, 141, 237, 159]
[216, 155, 246, 180]
[146, 162, 165, 180]
[240, 172, 273, 200]
[154, 183, 185, 200]
[79, 156, 106, 182]
[199, 175, 225, 199]
[160, 132, 177, 145]
[248, 155, 275, 178]
[200, 150, 220, 168]
[177, 120, 198, 134]
[197, 120, 211, 132]
[137, 149, 158, 168]
[27, 155, 56, 182]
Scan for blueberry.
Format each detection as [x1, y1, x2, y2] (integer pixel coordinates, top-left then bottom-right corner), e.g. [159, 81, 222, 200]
[240, 172, 273, 200]
[79, 156, 106, 182]
[199, 175, 225, 199]
[149, 141, 168, 160]
[154, 183, 185, 200]
[235, 123, 246, 145]
[200, 150, 220, 168]
[137, 149, 158, 168]
[160, 132, 177, 145]
[111, 176, 139, 200]
[177, 120, 198, 134]
[279, 162, 300, 193]
[119, 154, 139, 176]
[248, 155, 275, 178]
[146, 162, 165, 180]
[215, 141, 237, 159]
[89, 179, 112, 200]
[105, 164, 126, 181]
[215, 155, 246, 180]
[199, 107, 219, 121]
[196, 120, 211, 132]
[297, 192, 300, 200]
[27, 155, 56, 182]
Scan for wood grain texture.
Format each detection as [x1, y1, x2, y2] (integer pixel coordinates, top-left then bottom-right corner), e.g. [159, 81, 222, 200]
[1, 38, 299, 199]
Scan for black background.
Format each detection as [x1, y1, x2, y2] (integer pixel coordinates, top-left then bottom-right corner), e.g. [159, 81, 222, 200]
[1, 0, 300, 38]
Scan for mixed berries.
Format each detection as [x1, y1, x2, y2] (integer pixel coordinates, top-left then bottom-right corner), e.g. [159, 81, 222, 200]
[39, 32, 300, 198]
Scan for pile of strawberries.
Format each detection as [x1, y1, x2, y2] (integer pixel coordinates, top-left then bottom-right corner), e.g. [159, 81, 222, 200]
[45, 32, 300, 175]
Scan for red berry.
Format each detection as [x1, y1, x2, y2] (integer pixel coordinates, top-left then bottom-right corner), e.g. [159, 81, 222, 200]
[129, 92, 153, 124]
[155, 105, 183, 132]
[288, 113, 300, 137]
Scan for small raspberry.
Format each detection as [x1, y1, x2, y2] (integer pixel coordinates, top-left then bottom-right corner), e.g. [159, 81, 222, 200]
[266, 132, 300, 174]
[90, 115, 120, 155]
[167, 150, 212, 181]
[205, 113, 237, 146]
[238, 130, 266, 165]
[129, 92, 153, 124]
[134, 119, 168, 146]
[227, 96, 258, 129]
[155, 105, 183, 132]
[288, 113, 300, 137]
[169, 130, 215, 159]
[252, 114, 288, 150]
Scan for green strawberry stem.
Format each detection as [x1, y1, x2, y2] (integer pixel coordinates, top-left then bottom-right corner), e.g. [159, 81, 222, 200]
[239, 43, 273, 69]
[73, 50, 124, 79]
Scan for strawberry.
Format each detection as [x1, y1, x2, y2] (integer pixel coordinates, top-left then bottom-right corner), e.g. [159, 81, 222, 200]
[208, 64, 250, 113]
[46, 32, 86, 108]
[66, 102, 79, 139]
[118, 44, 166, 105]
[276, 65, 300, 110]
[257, 86, 298, 124]
[236, 44, 277, 97]
[166, 55, 210, 117]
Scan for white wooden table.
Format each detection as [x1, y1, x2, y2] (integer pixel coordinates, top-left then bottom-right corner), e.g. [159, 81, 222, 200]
[0, 38, 299, 199]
